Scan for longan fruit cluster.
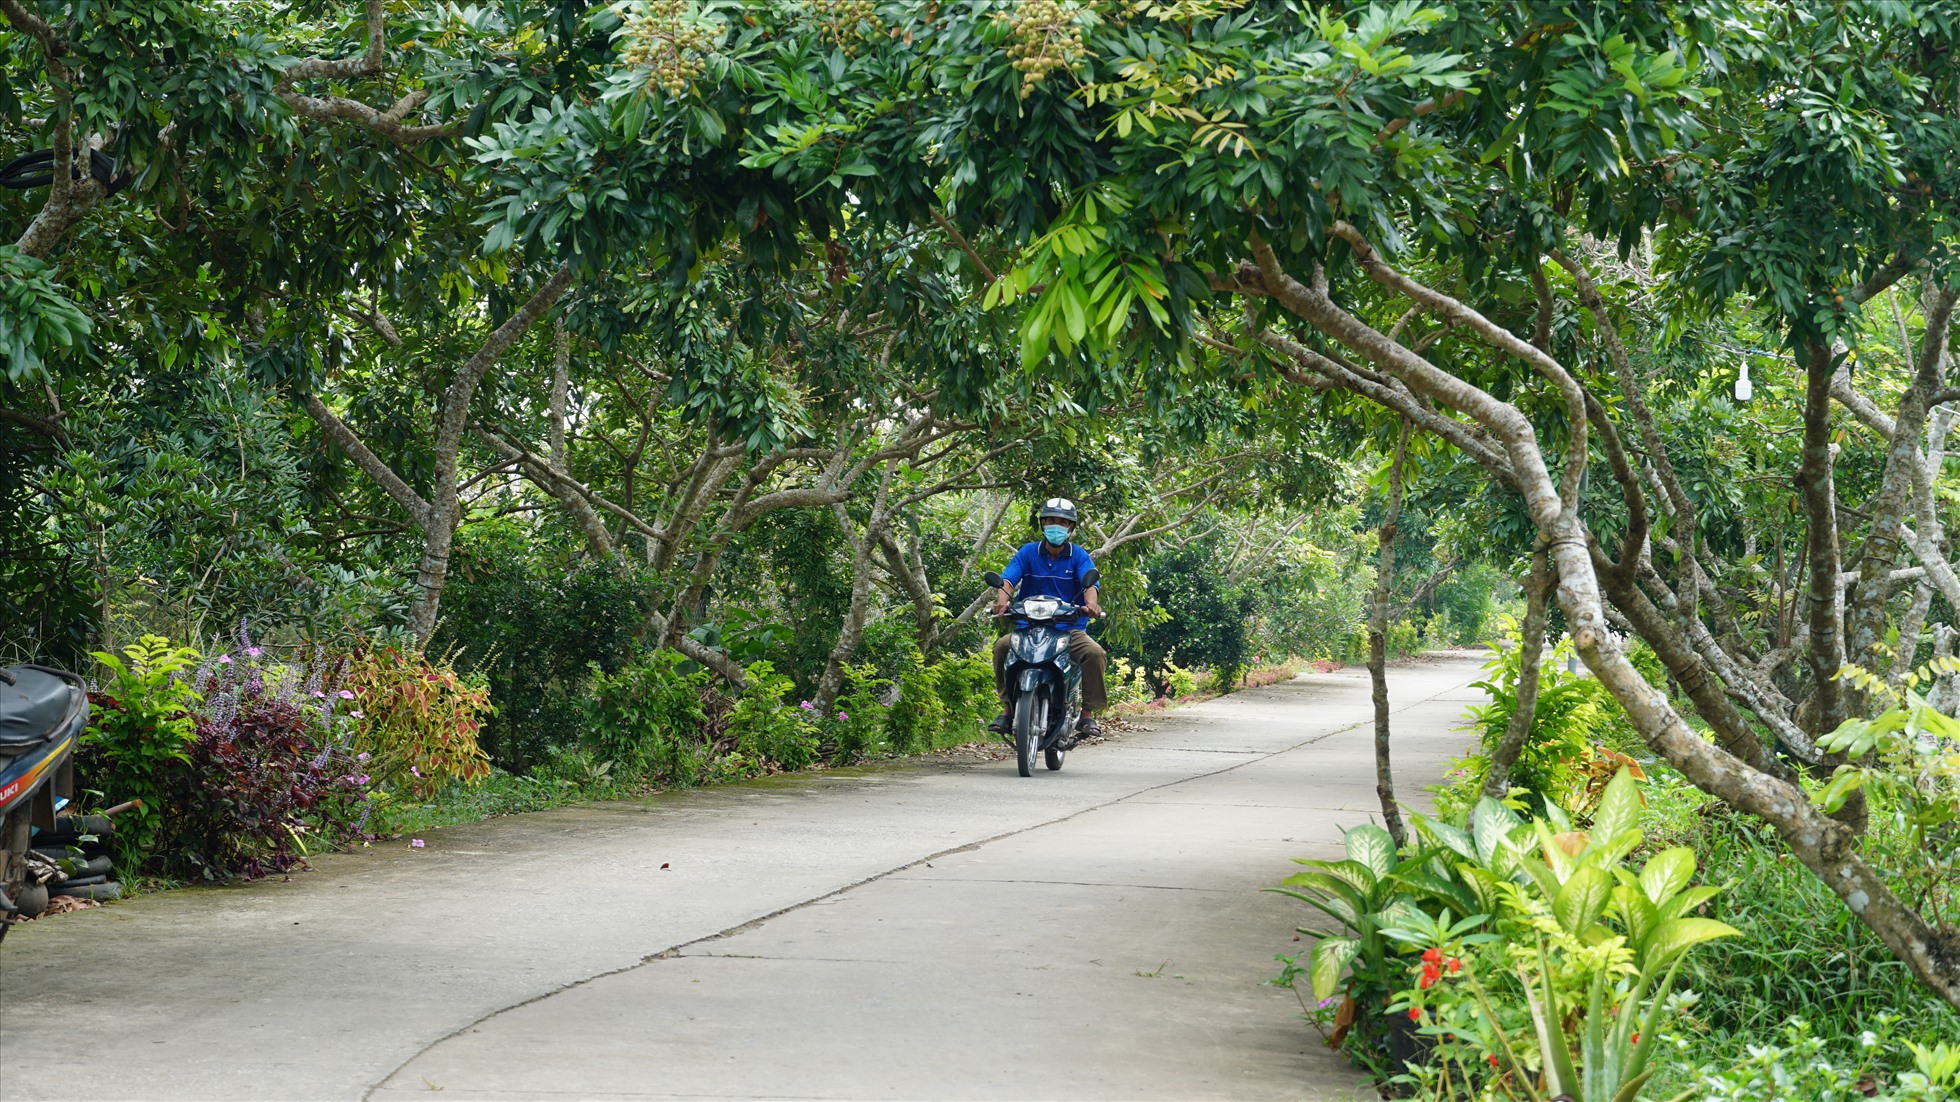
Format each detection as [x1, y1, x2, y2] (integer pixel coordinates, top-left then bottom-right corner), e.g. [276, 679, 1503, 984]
[620, 0, 715, 97]
[813, 0, 882, 49]
[1001, 0, 1083, 97]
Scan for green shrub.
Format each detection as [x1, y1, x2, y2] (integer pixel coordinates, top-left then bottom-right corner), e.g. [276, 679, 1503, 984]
[932, 652, 995, 743]
[1385, 618, 1422, 658]
[726, 661, 819, 772]
[434, 519, 662, 771]
[1161, 655, 1198, 698]
[885, 649, 948, 755]
[1140, 537, 1255, 692]
[79, 635, 202, 869]
[1461, 625, 1623, 817]
[581, 649, 714, 785]
[1105, 656, 1152, 707]
[824, 662, 891, 763]
[1677, 1017, 1958, 1101]
[1275, 770, 1737, 1100]
[341, 647, 493, 798]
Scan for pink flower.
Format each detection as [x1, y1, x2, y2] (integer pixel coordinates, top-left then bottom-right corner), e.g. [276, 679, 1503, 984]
[338, 689, 355, 700]
[410, 766, 422, 777]
[216, 654, 233, 665]
[799, 700, 814, 710]
[312, 690, 326, 698]
[351, 711, 365, 720]
[410, 838, 425, 848]
[357, 752, 370, 761]
[244, 647, 262, 658]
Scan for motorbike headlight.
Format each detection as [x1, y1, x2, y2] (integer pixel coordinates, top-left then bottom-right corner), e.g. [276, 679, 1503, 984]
[1022, 597, 1060, 619]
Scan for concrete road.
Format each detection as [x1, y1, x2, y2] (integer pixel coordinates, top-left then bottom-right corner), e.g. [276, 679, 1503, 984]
[0, 654, 1487, 1101]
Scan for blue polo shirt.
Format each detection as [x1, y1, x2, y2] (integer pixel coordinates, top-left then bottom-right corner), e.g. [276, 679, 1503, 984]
[1001, 541, 1097, 631]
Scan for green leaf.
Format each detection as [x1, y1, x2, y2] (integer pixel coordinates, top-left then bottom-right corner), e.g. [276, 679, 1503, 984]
[1589, 766, 1643, 844]
[1414, 816, 1476, 862]
[1643, 917, 1739, 966]
[1344, 823, 1398, 877]
[1308, 936, 1359, 1001]
[1320, 859, 1380, 896]
[1814, 766, 1869, 813]
[1471, 797, 1518, 866]
[1637, 846, 1695, 907]
[1658, 884, 1722, 923]
[1618, 882, 1661, 952]
[1553, 865, 1612, 935]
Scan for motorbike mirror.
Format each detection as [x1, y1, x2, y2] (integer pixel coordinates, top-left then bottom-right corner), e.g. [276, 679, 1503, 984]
[982, 570, 1005, 589]
[1081, 568, 1100, 589]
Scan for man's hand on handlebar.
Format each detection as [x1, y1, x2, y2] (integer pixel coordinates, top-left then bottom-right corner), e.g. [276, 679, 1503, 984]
[992, 589, 1012, 616]
[1084, 599, 1104, 619]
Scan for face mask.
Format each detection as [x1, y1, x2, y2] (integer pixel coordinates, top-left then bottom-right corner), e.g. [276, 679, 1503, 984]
[1043, 525, 1070, 546]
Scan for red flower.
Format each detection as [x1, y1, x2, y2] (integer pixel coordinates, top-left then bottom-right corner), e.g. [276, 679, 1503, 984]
[1408, 1007, 1422, 1022]
[1421, 947, 1444, 964]
[1631, 1032, 1640, 1045]
[1419, 961, 1441, 989]
[1446, 957, 1462, 974]
[1488, 1054, 1499, 1068]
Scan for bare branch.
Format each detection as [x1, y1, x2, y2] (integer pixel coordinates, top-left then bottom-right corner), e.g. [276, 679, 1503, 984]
[305, 394, 431, 526]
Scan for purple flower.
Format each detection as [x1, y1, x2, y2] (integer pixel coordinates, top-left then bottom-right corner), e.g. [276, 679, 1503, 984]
[338, 689, 355, 700]
[409, 838, 425, 848]
[838, 712, 847, 720]
[357, 752, 370, 761]
[351, 711, 365, 720]
[799, 700, 814, 710]
[216, 654, 233, 665]
[312, 690, 326, 698]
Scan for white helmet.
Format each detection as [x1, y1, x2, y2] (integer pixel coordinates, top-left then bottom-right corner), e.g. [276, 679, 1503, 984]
[1038, 497, 1078, 524]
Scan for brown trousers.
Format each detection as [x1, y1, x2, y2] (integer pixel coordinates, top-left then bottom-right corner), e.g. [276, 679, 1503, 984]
[993, 630, 1108, 713]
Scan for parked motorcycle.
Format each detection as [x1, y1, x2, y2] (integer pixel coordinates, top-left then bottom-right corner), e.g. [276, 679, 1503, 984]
[1, 665, 86, 940]
[984, 568, 1099, 777]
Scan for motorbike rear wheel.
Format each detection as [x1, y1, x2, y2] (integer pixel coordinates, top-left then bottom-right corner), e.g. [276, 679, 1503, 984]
[1013, 692, 1044, 778]
[0, 807, 31, 943]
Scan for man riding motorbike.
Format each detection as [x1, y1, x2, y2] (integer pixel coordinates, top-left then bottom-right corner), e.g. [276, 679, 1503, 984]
[989, 497, 1109, 738]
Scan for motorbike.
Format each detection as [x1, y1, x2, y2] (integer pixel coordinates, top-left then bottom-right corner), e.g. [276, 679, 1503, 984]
[0, 664, 86, 941]
[983, 568, 1099, 778]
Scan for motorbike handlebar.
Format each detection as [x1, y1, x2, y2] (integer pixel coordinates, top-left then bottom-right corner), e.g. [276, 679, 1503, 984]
[991, 600, 1100, 620]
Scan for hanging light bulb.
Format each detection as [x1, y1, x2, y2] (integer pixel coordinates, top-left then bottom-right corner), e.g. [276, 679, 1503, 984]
[1734, 361, 1753, 401]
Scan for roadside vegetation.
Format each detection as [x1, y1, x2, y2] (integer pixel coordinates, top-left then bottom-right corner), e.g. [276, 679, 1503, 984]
[6, 1, 1960, 1096]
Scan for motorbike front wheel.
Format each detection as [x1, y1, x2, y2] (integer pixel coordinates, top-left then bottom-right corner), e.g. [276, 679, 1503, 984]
[1013, 692, 1045, 778]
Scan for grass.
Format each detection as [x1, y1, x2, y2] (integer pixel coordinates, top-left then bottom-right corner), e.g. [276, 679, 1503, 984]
[1632, 765, 1960, 1093]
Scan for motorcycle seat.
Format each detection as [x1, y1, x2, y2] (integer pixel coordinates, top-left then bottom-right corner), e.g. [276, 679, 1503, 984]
[1, 666, 81, 748]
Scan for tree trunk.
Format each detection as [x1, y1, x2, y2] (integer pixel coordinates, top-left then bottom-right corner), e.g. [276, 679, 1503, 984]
[1799, 340, 1848, 733]
[815, 462, 898, 710]
[1370, 419, 1410, 848]
[403, 263, 573, 646]
[1484, 546, 1552, 799]
[1843, 286, 1958, 675]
